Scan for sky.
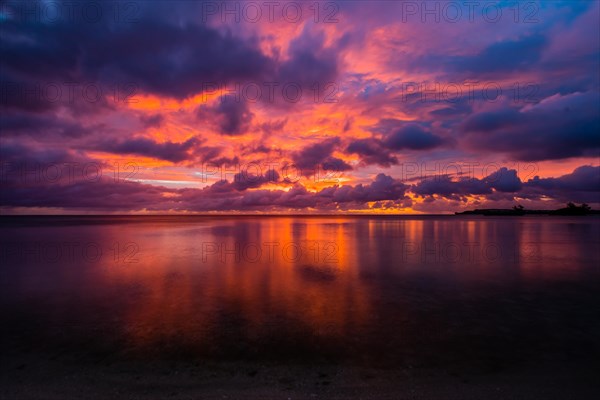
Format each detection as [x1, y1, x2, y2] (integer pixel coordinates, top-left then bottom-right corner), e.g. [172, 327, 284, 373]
[1, 0, 599, 214]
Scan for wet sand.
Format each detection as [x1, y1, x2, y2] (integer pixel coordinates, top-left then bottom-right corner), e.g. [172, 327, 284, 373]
[2, 354, 598, 399]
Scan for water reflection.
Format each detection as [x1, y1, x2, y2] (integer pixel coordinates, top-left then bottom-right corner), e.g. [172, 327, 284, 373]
[1, 216, 599, 365]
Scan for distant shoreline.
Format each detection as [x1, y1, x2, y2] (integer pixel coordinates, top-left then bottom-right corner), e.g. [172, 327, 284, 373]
[1, 212, 598, 219]
[0, 204, 598, 219]
[455, 204, 598, 216]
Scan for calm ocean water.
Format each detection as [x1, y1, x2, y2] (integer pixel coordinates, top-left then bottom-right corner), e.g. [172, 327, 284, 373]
[1, 215, 599, 371]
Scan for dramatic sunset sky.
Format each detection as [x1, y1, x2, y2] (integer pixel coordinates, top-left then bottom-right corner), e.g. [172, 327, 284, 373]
[1, 0, 599, 214]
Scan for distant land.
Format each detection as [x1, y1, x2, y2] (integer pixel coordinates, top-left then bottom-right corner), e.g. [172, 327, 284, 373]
[456, 203, 599, 216]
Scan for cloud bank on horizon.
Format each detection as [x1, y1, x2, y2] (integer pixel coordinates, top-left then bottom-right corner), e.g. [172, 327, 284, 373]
[1, 0, 599, 214]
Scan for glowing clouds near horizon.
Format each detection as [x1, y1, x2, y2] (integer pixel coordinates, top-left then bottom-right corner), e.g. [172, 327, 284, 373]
[1, 1, 599, 213]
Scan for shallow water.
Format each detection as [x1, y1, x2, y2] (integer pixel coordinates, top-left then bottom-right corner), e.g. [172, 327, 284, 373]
[1, 215, 599, 371]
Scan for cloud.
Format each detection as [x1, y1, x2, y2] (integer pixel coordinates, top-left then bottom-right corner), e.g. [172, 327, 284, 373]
[0, 111, 96, 138]
[1, 143, 597, 211]
[139, 114, 165, 128]
[277, 26, 342, 91]
[522, 165, 600, 203]
[94, 137, 200, 163]
[231, 169, 280, 191]
[412, 167, 523, 199]
[346, 120, 447, 166]
[214, 97, 254, 136]
[462, 92, 600, 161]
[346, 138, 398, 167]
[328, 173, 409, 203]
[196, 96, 255, 136]
[527, 165, 600, 192]
[1, 3, 274, 100]
[292, 137, 352, 174]
[182, 173, 409, 211]
[484, 167, 523, 192]
[0, 178, 173, 211]
[383, 124, 446, 150]
[448, 34, 547, 75]
[412, 175, 491, 199]
[1, 1, 598, 213]
[1, 162, 408, 212]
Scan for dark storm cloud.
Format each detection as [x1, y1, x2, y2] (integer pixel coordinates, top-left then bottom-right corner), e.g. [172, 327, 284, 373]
[346, 120, 447, 167]
[0, 111, 96, 138]
[2, 0, 599, 214]
[327, 173, 409, 203]
[462, 91, 600, 161]
[404, 34, 547, 79]
[231, 169, 280, 191]
[0, 2, 274, 101]
[277, 26, 343, 91]
[410, 164, 600, 206]
[214, 97, 254, 136]
[412, 167, 523, 199]
[383, 124, 445, 151]
[370, 120, 446, 148]
[0, 141, 91, 167]
[484, 168, 523, 192]
[0, 163, 408, 212]
[450, 34, 547, 74]
[0, 142, 123, 209]
[321, 157, 353, 172]
[181, 172, 408, 211]
[0, 178, 173, 210]
[292, 137, 352, 173]
[0, 79, 58, 113]
[196, 96, 255, 136]
[520, 166, 600, 204]
[95, 137, 200, 163]
[1, 147, 596, 210]
[412, 175, 491, 198]
[346, 139, 398, 167]
[526, 165, 600, 192]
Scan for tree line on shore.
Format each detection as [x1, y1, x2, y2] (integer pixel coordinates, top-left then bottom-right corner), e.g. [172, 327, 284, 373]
[456, 203, 597, 216]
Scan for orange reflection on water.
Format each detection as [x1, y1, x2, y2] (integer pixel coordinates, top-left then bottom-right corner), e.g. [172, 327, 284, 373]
[89, 216, 599, 354]
[100, 217, 372, 352]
